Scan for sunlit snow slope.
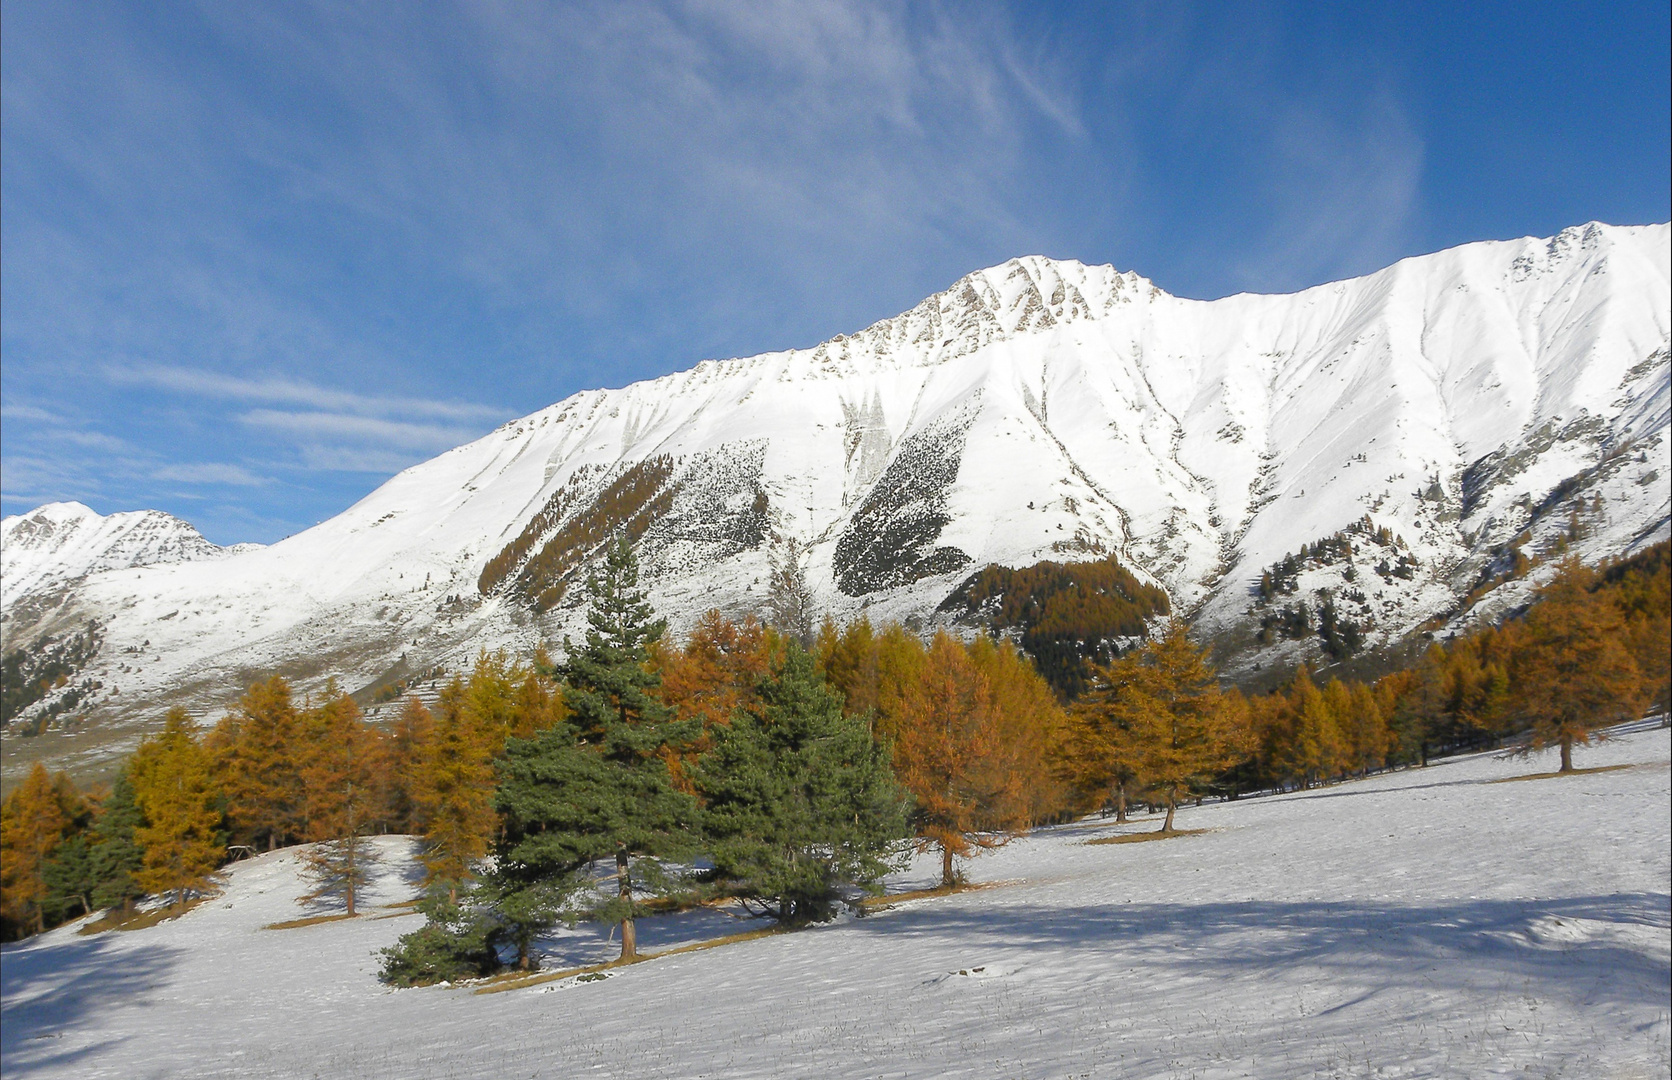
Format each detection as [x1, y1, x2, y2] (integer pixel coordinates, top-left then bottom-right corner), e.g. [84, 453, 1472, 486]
[1, 503, 257, 608]
[2, 223, 1667, 750]
[2, 724, 1666, 1078]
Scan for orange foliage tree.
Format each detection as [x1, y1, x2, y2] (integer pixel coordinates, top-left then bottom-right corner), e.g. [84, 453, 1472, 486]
[1509, 559, 1647, 771]
[1068, 621, 1247, 832]
[0, 763, 76, 935]
[882, 631, 1061, 886]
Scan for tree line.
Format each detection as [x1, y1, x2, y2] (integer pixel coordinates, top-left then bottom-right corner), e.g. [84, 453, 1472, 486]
[4, 539, 1665, 971]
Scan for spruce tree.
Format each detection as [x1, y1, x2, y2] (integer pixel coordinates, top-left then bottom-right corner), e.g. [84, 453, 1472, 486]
[695, 642, 906, 923]
[495, 535, 696, 961]
[89, 769, 147, 913]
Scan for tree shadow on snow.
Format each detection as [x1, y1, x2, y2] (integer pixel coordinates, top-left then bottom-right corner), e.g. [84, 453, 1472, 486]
[0, 931, 184, 1076]
[856, 892, 1672, 1011]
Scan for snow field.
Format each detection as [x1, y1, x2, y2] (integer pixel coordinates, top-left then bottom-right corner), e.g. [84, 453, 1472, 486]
[2, 725, 1667, 1079]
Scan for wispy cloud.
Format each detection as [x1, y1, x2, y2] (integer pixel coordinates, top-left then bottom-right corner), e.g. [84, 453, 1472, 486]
[1234, 88, 1424, 292]
[109, 363, 506, 423]
[151, 462, 269, 486]
[239, 409, 482, 454]
[0, 402, 65, 424]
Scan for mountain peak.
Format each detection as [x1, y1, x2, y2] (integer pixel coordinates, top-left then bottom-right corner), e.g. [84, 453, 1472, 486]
[1, 503, 250, 607]
[2, 223, 1665, 742]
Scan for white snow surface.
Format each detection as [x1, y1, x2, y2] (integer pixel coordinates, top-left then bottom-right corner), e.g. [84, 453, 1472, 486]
[0, 503, 253, 609]
[3, 223, 1668, 739]
[4, 725, 1668, 1079]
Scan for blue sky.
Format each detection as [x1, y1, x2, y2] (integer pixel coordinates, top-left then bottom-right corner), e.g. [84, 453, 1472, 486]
[2, 1, 1668, 545]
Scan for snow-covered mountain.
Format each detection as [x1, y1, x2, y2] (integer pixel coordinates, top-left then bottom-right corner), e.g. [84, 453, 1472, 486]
[1, 502, 259, 609]
[2, 222, 1667, 746]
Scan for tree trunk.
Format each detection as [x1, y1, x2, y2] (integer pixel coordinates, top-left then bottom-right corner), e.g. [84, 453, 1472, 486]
[345, 843, 357, 917]
[1114, 782, 1127, 823]
[1160, 799, 1176, 834]
[616, 850, 637, 961]
[1559, 736, 1574, 773]
[941, 844, 956, 888]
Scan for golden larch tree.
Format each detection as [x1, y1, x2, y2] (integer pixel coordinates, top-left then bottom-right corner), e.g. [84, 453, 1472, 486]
[130, 708, 225, 907]
[0, 763, 73, 935]
[1510, 560, 1646, 771]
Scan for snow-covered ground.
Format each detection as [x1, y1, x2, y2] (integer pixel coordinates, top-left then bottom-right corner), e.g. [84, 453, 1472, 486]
[4, 725, 1668, 1079]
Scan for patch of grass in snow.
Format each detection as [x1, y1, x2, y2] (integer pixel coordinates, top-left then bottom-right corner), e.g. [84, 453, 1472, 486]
[474, 926, 788, 995]
[1487, 762, 1647, 784]
[1085, 827, 1211, 846]
[858, 879, 1021, 911]
[77, 897, 211, 935]
[263, 912, 360, 930]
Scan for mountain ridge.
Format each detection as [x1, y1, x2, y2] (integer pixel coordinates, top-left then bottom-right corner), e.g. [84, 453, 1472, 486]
[2, 222, 1667, 774]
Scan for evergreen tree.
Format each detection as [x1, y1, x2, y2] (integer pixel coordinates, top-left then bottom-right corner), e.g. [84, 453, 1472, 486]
[478, 869, 581, 972]
[88, 768, 147, 913]
[694, 643, 907, 923]
[37, 772, 96, 924]
[378, 883, 500, 987]
[42, 833, 96, 925]
[130, 708, 225, 907]
[496, 534, 697, 961]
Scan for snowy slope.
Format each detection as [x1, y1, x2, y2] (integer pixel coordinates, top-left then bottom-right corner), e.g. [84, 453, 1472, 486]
[0, 503, 258, 609]
[3, 724, 1667, 1079]
[1, 223, 1667, 747]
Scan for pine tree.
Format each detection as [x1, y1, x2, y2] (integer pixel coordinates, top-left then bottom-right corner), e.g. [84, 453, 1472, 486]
[694, 642, 906, 923]
[130, 709, 224, 907]
[0, 763, 71, 936]
[1510, 560, 1646, 771]
[42, 833, 96, 925]
[378, 883, 500, 986]
[88, 768, 147, 913]
[495, 535, 697, 961]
